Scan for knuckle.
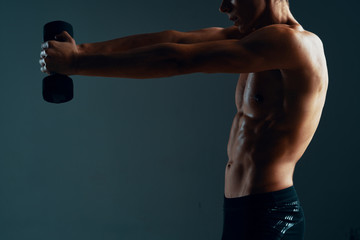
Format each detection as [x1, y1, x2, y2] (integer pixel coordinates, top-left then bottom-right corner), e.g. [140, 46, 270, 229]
[47, 40, 56, 48]
[40, 49, 47, 58]
[41, 41, 50, 49]
[40, 66, 46, 73]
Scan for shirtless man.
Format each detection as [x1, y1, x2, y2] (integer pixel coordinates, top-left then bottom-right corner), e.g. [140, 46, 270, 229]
[39, 0, 328, 239]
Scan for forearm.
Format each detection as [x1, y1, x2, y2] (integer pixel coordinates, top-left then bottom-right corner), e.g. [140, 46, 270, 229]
[78, 30, 178, 55]
[41, 27, 245, 77]
[75, 43, 185, 78]
[76, 26, 241, 55]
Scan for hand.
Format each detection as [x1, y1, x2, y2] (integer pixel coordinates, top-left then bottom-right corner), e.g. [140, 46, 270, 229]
[39, 31, 79, 75]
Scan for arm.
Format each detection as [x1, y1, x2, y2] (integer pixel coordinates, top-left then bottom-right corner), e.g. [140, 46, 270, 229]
[41, 25, 306, 78]
[77, 26, 243, 54]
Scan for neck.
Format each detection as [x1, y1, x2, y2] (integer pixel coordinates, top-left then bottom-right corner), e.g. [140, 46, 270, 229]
[250, 0, 300, 32]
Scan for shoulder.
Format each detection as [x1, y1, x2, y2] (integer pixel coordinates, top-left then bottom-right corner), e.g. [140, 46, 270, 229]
[258, 24, 324, 54]
[245, 24, 304, 45]
[245, 24, 324, 69]
[262, 25, 328, 82]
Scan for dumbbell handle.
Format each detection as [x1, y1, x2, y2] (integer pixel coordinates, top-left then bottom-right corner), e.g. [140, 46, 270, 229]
[42, 21, 74, 104]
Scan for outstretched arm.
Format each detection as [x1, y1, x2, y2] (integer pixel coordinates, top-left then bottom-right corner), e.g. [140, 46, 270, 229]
[77, 26, 243, 54]
[40, 25, 306, 78]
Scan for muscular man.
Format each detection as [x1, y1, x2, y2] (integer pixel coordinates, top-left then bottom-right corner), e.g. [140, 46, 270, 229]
[39, 0, 328, 239]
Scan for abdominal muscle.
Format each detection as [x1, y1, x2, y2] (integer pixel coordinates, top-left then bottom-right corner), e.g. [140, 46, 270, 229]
[224, 112, 297, 198]
[225, 113, 298, 198]
[224, 70, 319, 198]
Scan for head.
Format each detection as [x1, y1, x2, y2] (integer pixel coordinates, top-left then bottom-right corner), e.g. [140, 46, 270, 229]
[219, 0, 291, 34]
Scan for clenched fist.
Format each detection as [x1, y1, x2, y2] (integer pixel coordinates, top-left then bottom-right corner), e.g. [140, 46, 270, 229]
[39, 31, 79, 76]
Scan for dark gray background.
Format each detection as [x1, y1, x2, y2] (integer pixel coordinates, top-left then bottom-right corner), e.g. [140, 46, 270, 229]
[0, 0, 359, 239]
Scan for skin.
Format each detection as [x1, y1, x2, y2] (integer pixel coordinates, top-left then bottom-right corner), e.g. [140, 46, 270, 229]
[39, 0, 328, 198]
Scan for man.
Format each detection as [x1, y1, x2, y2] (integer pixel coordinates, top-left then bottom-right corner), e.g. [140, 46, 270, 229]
[39, 0, 328, 239]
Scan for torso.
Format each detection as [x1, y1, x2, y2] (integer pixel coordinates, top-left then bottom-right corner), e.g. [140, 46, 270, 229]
[225, 25, 328, 198]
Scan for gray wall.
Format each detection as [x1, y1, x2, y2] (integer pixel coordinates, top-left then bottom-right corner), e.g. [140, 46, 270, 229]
[0, 0, 359, 239]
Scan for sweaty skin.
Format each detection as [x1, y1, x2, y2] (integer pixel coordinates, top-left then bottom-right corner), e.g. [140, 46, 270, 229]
[39, 0, 328, 198]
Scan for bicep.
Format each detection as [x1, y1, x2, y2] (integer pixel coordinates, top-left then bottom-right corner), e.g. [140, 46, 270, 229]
[175, 26, 243, 44]
[177, 40, 259, 74]
[175, 27, 305, 74]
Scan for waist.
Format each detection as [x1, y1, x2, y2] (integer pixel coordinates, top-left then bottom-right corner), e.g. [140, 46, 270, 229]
[224, 186, 300, 209]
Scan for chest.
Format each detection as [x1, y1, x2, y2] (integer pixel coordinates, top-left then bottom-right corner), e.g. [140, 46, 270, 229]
[235, 70, 285, 117]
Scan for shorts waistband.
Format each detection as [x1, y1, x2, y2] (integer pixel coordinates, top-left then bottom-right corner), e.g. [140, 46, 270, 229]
[224, 186, 300, 209]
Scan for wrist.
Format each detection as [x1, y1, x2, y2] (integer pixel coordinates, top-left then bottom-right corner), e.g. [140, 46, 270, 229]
[72, 44, 85, 75]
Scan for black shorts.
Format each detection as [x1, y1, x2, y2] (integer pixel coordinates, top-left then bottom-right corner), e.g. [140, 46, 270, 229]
[222, 186, 305, 240]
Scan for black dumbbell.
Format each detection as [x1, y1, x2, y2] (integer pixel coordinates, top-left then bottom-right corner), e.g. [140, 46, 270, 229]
[42, 21, 74, 104]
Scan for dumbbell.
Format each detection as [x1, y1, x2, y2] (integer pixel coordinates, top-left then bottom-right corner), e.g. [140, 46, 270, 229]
[42, 21, 74, 104]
